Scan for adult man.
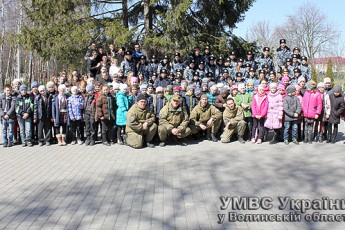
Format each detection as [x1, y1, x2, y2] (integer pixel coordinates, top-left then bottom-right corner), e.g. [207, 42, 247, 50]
[95, 67, 112, 85]
[154, 69, 171, 88]
[276, 39, 291, 67]
[220, 97, 246, 144]
[121, 50, 136, 77]
[125, 94, 157, 149]
[189, 94, 222, 142]
[158, 95, 191, 147]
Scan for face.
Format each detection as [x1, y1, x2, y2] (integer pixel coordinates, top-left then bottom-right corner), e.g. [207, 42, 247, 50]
[202, 85, 208, 91]
[102, 86, 109, 95]
[147, 87, 153, 94]
[247, 83, 254, 89]
[299, 81, 306, 88]
[281, 42, 286, 48]
[137, 99, 147, 109]
[20, 89, 27, 95]
[227, 99, 235, 109]
[39, 88, 46, 96]
[325, 82, 331, 89]
[261, 81, 268, 87]
[239, 87, 246, 94]
[171, 99, 180, 108]
[232, 89, 238, 95]
[59, 87, 66, 94]
[279, 89, 285, 95]
[318, 86, 325, 93]
[181, 84, 187, 90]
[141, 89, 147, 95]
[88, 90, 94, 95]
[95, 85, 100, 92]
[200, 97, 208, 107]
[270, 87, 277, 94]
[32, 87, 38, 94]
[134, 45, 140, 51]
[48, 85, 55, 92]
[4, 87, 11, 96]
[258, 88, 265, 94]
[132, 88, 138, 95]
[283, 80, 289, 85]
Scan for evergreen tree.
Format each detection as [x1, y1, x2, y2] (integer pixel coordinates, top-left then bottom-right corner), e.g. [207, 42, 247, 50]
[325, 59, 334, 86]
[311, 65, 317, 82]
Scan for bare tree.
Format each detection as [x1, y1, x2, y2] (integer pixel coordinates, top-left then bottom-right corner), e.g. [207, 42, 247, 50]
[274, 2, 339, 60]
[247, 20, 275, 49]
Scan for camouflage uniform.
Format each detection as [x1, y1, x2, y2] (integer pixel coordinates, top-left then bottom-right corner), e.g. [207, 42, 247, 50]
[220, 104, 246, 143]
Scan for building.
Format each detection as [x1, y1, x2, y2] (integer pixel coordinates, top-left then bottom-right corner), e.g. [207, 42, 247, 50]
[313, 57, 345, 74]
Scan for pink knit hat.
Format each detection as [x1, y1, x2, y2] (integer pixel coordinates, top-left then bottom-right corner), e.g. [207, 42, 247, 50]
[277, 84, 285, 90]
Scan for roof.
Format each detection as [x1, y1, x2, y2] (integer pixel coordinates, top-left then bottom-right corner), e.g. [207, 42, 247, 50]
[313, 57, 345, 64]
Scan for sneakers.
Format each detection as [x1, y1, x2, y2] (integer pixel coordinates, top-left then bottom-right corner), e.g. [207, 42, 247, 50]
[159, 142, 166, 147]
[7, 142, 13, 147]
[102, 142, 111, 146]
[38, 142, 43, 147]
[85, 139, 90, 146]
[237, 135, 245, 144]
[292, 139, 299, 145]
[251, 138, 256, 144]
[3, 143, 7, 148]
[71, 141, 77, 145]
[256, 139, 262, 144]
[211, 133, 218, 142]
[77, 140, 84, 145]
[284, 140, 289, 145]
[45, 142, 50, 146]
[90, 140, 95, 146]
[22, 141, 27, 147]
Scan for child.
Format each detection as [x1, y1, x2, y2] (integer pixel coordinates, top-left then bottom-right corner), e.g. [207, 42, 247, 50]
[295, 85, 304, 141]
[84, 85, 96, 146]
[283, 85, 301, 145]
[68, 86, 85, 145]
[96, 84, 116, 146]
[264, 83, 284, 144]
[52, 84, 69, 146]
[251, 84, 268, 144]
[116, 84, 130, 145]
[314, 82, 328, 142]
[34, 85, 52, 146]
[0, 85, 16, 147]
[16, 84, 34, 147]
[302, 80, 322, 144]
[235, 83, 252, 140]
[246, 79, 255, 96]
[325, 85, 344, 143]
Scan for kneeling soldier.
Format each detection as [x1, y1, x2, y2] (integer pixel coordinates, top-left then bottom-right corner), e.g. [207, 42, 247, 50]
[125, 94, 157, 148]
[221, 97, 246, 143]
[189, 94, 222, 142]
[158, 95, 191, 147]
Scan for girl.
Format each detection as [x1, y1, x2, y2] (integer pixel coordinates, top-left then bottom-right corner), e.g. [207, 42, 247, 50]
[264, 83, 284, 144]
[302, 80, 322, 144]
[68, 86, 85, 145]
[116, 84, 131, 145]
[251, 84, 268, 144]
[314, 82, 328, 142]
[52, 84, 69, 146]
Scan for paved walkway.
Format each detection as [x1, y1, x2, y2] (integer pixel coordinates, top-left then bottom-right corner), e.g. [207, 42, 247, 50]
[1, 127, 345, 229]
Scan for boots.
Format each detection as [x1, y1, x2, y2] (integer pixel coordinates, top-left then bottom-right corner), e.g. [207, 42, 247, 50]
[319, 132, 324, 143]
[269, 131, 278, 145]
[308, 131, 313, 144]
[326, 124, 332, 143]
[237, 134, 245, 144]
[331, 126, 338, 144]
[313, 131, 319, 142]
[211, 133, 218, 142]
[57, 134, 63, 146]
[61, 134, 67, 146]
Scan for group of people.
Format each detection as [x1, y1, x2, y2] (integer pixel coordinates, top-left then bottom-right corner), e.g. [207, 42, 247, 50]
[1, 39, 344, 148]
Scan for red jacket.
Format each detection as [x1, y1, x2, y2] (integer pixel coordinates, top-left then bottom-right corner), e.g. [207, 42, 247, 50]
[252, 92, 268, 118]
[302, 90, 322, 119]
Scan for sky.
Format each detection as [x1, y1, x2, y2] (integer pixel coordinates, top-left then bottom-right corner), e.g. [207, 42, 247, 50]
[232, 0, 345, 56]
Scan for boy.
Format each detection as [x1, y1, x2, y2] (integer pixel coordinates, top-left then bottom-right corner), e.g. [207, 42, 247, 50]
[16, 84, 34, 147]
[0, 85, 16, 147]
[84, 85, 97, 146]
[235, 83, 252, 140]
[283, 85, 302, 145]
[96, 84, 116, 146]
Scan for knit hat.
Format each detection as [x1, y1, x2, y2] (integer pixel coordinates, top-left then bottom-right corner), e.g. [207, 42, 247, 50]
[38, 85, 46, 92]
[86, 84, 95, 92]
[269, 83, 278, 89]
[317, 82, 325, 88]
[258, 84, 265, 91]
[334, 85, 342, 94]
[46, 81, 55, 88]
[120, 83, 128, 91]
[137, 94, 146, 102]
[232, 84, 238, 90]
[166, 85, 173, 91]
[208, 82, 216, 89]
[156, 86, 163, 93]
[282, 76, 290, 82]
[219, 88, 228, 95]
[113, 83, 120, 90]
[295, 85, 301, 91]
[287, 85, 296, 94]
[216, 83, 224, 88]
[181, 80, 187, 85]
[306, 80, 317, 90]
[278, 84, 285, 91]
[172, 95, 181, 101]
[173, 86, 181, 92]
[247, 79, 254, 84]
[31, 81, 38, 88]
[194, 88, 202, 96]
[298, 76, 306, 84]
[186, 85, 194, 91]
[71, 86, 78, 93]
[58, 84, 66, 91]
[139, 84, 147, 91]
[238, 83, 245, 90]
[323, 77, 331, 84]
[19, 84, 27, 91]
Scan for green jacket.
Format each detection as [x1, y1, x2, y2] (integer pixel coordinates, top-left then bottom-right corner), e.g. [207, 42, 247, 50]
[126, 103, 156, 134]
[235, 92, 252, 117]
[190, 102, 222, 127]
[159, 103, 189, 132]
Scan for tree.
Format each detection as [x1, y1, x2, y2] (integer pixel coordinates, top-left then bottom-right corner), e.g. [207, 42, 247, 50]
[311, 65, 317, 82]
[274, 2, 339, 60]
[325, 59, 335, 85]
[247, 21, 275, 50]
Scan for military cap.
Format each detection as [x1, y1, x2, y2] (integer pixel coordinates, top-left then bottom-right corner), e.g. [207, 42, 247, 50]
[163, 55, 169, 59]
[189, 59, 195, 65]
[199, 61, 204, 65]
[286, 58, 292, 62]
[301, 56, 307, 61]
[247, 51, 253, 55]
[249, 68, 255, 72]
[263, 47, 270, 52]
[280, 39, 286, 44]
[160, 69, 167, 74]
[236, 72, 243, 78]
[193, 71, 200, 77]
[218, 57, 223, 61]
[206, 72, 213, 78]
[225, 57, 231, 62]
[230, 51, 236, 56]
[245, 63, 251, 68]
[293, 47, 300, 52]
[172, 95, 181, 101]
[205, 46, 210, 50]
[151, 55, 156, 59]
[294, 68, 301, 73]
[292, 54, 298, 59]
[238, 58, 244, 62]
[175, 52, 180, 57]
[125, 50, 132, 55]
[209, 56, 215, 60]
[269, 71, 276, 76]
[140, 55, 146, 59]
[176, 69, 182, 73]
[262, 64, 269, 69]
[259, 70, 266, 74]
[223, 69, 229, 74]
[166, 85, 173, 91]
[152, 72, 158, 76]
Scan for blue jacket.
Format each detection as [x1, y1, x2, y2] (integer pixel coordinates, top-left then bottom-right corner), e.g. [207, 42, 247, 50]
[68, 95, 84, 121]
[116, 91, 131, 126]
[34, 94, 52, 121]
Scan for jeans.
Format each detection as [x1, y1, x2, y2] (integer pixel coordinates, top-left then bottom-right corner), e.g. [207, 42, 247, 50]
[284, 120, 298, 141]
[38, 119, 51, 143]
[18, 117, 32, 142]
[2, 119, 14, 144]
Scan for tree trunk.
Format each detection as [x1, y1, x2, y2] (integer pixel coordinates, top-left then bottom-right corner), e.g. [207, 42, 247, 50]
[122, 0, 129, 28]
[0, 0, 4, 89]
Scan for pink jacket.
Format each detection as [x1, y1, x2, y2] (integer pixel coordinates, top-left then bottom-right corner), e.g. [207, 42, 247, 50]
[252, 93, 268, 118]
[302, 90, 322, 119]
[264, 91, 284, 129]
